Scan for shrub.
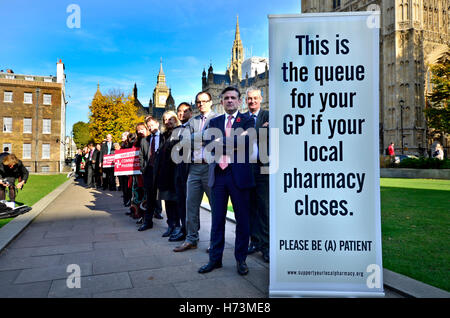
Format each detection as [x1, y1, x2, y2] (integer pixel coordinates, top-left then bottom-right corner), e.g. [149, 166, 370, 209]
[398, 157, 450, 169]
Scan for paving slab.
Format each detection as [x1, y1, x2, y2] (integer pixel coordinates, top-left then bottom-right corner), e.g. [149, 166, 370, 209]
[0, 180, 439, 298]
[48, 272, 133, 298]
[0, 281, 52, 298]
[0, 254, 62, 271]
[93, 283, 181, 298]
[14, 262, 93, 284]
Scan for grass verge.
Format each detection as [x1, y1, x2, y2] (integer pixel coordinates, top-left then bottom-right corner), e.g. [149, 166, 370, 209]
[0, 174, 69, 228]
[380, 178, 449, 292]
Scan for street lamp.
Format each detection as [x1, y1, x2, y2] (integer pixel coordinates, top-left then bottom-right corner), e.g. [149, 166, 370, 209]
[399, 99, 405, 154]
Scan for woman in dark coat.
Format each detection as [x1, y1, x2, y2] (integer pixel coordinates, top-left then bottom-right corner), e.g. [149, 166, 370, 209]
[0, 154, 29, 203]
[154, 111, 181, 238]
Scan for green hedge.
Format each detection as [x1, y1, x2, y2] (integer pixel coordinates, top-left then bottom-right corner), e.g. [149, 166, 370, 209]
[398, 158, 450, 169]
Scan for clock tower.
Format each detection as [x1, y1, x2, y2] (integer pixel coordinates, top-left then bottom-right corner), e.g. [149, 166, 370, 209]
[153, 58, 170, 110]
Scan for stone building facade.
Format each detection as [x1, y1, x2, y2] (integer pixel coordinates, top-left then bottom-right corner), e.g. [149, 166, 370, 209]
[0, 60, 67, 172]
[301, 0, 450, 156]
[202, 17, 269, 114]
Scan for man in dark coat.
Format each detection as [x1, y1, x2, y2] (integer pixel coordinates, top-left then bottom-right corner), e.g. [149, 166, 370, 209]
[198, 86, 255, 276]
[244, 87, 270, 263]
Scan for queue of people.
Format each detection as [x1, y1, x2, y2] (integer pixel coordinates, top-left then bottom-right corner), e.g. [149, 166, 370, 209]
[75, 86, 270, 276]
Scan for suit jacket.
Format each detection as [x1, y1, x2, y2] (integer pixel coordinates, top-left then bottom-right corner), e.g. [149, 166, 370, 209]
[206, 112, 255, 190]
[173, 123, 190, 182]
[185, 111, 218, 163]
[245, 109, 269, 166]
[86, 148, 99, 167]
[139, 132, 164, 188]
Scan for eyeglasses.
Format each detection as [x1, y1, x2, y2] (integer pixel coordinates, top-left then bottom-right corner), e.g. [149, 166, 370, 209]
[196, 100, 211, 104]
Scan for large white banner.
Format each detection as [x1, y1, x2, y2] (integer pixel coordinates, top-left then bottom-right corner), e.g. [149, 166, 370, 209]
[269, 13, 383, 297]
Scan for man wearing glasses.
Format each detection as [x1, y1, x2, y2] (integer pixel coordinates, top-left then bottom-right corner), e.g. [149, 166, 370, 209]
[173, 91, 218, 252]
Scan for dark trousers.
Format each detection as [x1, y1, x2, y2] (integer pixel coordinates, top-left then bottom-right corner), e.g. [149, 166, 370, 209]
[143, 185, 157, 225]
[103, 168, 115, 190]
[95, 168, 102, 188]
[165, 200, 178, 228]
[175, 175, 188, 234]
[249, 164, 269, 251]
[119, 176, 130, 205]
[0, 185, 15, 202]
[87, 163, 95, 187]
[209, 167, 250, 263]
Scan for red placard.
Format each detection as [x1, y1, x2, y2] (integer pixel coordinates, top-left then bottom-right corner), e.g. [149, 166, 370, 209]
[114, 147, 141, 176]
[102, 154, 115, 168]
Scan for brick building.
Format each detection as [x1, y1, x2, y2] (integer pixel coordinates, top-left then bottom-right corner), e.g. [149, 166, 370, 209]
[0, 60, 67, 172]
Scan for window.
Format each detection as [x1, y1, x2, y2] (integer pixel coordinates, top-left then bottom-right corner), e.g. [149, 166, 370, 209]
[44, 78, 52, 83]
[23, 143, 31, 159]
[43, 94, 52, 105]
[43, 119, 51, 134]
[25, 76, 34, 81]
[41, 166, 50, 172]
[5, 74, 14, 80]
[3, 117, 12, 133]
[24, 93, 32, 104]
[3, 143, 11, 153]
[23, 118, 32, 133]
[42, 144, 50, 159]
[3, 91, 12, 103]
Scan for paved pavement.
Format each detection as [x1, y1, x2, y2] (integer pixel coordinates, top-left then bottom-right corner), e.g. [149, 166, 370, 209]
[0, 178, 439, 298]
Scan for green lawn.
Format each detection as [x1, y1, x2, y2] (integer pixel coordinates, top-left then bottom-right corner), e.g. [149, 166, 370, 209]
[202, 178, 450, 291]
[0, 174, 68, 228]
[380, 178, 450, 292]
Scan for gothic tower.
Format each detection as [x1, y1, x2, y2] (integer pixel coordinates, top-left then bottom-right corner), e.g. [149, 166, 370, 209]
[152, 58, 170, 118]
[227, 15, 244, 82]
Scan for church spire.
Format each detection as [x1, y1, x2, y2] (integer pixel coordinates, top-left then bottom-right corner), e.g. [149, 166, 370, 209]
[235, 15, 241, 42]
[228, 15, 244, 82]
[157, 57, 167, 87]
[94, 82, 102, 99]
[159, 57, 164, 75]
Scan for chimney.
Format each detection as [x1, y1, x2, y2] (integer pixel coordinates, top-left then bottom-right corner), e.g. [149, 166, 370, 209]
[57, 59, 65, 84]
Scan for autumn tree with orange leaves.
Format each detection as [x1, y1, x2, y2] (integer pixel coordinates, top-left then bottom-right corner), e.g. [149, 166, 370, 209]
[89, 88, 144, 144]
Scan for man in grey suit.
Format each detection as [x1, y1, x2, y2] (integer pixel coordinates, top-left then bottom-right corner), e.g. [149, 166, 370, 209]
[244, 87, 270, 263]
[173, 91, 218, 252]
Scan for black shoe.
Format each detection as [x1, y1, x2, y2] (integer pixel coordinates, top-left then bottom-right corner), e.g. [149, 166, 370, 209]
[170, 227, 181, 237]
[124, 201, 131, 207]
[125, 211, 132, 216]
[138, 222, 153, 231]
[261, 247, 269, 263]
[198, 261, 222, 274]
[154, 212, 163, 220]
[168, 232, 186, 242]
[247, 243, 260, 255]
[136, 217, 143, 225]
[236, 261, 249, 276]
[162, 226, 175, 237]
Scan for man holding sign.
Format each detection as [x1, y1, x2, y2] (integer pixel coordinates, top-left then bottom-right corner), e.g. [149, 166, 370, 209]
[100, 134, 116, 191]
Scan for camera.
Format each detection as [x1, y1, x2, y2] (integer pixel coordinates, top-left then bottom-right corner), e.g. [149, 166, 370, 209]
[0, 179, 10, 187]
